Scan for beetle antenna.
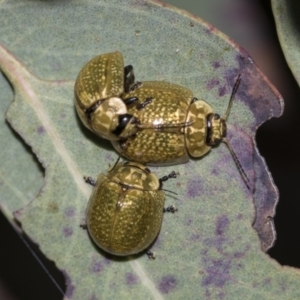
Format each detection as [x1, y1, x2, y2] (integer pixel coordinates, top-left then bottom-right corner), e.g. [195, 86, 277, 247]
[160, 188, 178, 195]
[223, 74, 241, 121]
[222, 138, 250, 190]
[110, 156, 121, 171]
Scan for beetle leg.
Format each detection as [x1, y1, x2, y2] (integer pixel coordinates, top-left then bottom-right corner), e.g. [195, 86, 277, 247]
[124, 65, 135, 92]
[85, 99, 102, 119]
[123, 96, 139, 106]
[159, 171, 178, 183]
[163, 205, 178, 213]
[84, 176, 96, 186]
[80, 223, 87, 230]
[146, 251, 156, 259]
[136, 97, 153, 110]
[191, 97, 198, 103]
[129, 81, 143, 92]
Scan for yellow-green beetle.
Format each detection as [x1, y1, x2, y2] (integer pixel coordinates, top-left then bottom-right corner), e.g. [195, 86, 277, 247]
[111, 78, 239, 166]
[74, 52, 140, 141]
[85, 161, 177, 256]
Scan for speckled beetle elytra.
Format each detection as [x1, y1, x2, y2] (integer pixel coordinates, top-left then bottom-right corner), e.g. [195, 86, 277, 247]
[84, 160, 177, 256]
[74, 52, 140, 141]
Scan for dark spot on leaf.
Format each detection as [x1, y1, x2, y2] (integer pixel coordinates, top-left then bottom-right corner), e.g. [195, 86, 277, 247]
[60, 113, 66, 118]
[206, 78, 220, 90]
[64, 206, 75, 217]
[202, 259, 231, 288]
[47, 201, 59, 213]
[233, 252, 243, 260]
[103, 258, 112, 265]
[105, 153, 112, 160]
[190, 233, 201, 241]
[89, 295, 98, 300]
[92, 262, 103, 273]
[203, 236, 226, 254]
[215, 215, 230, 236]
[125, 272, 139, 285]
[237, 214, 243, 220]
[218, 85, 226, 97]
[186, 219, 192, 226]
[211, 167, 219, 176]
[158, 275, 177, 294]
[213, 61, 221, 69]
[186, 178, 202, 198]
[63, 227, 73, 237]
[37, 125, 45, 134]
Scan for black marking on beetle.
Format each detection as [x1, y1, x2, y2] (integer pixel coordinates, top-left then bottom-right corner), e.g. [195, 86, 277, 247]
[85, 100, 102, 119]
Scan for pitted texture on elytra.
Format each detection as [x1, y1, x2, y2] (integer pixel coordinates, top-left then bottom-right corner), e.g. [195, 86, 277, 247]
[120, 130, 187, 164]
[126, 81, 193, 125]
[86, 163, 165, 256]
[75, 52, 124, 108]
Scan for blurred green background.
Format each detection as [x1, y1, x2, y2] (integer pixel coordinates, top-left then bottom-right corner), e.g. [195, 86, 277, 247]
[1, 1, 300, 299]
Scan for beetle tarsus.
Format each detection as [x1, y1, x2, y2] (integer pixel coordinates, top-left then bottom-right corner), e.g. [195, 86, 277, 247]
[130, 81, 143, 92]
[159, 171, 178, 183]
[136, 97, 153, 110]
[84, 176, 96, 186]
[146, 251, 156, 259]
[163, 205, 178, 213]
[80, 223, 87, 230]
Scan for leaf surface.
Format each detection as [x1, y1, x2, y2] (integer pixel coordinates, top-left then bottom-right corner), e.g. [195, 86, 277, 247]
[1, 0, 299, 299]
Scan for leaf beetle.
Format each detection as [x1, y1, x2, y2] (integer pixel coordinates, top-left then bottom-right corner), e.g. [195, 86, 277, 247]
[111, 75, 249, 187]
[74, 52, 141, 141]
[84, 160, 177, 256]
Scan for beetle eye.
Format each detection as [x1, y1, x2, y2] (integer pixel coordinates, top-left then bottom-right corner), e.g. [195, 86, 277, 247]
[214, 114, 220, 120]
[145, 167, 151, 173]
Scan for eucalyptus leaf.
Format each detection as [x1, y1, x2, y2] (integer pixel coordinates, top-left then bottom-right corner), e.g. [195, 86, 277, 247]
[1, 0, 299, 299]
[271, 0, 300, 86]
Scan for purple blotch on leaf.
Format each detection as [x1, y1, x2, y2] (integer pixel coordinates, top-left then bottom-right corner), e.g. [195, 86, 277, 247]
[215, 215, 230, 236]
[64, 206, 75, 217]
[211, 167, 219, 176]
[207, 78, 220, 90]
[37, 125, 45, 134]
[63, 227, 73, 237]
[187, 178, 203, 198]
[125, 272, 139, 285]
[202, 259, 231, 288]
[218, 85, 227, 97]
[92, 262, 103, 273]
[62, 270, 75, 298]
[158, 275, 177, 294]
[237, 214, 243, 220]
[213, 61, 221, 69]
